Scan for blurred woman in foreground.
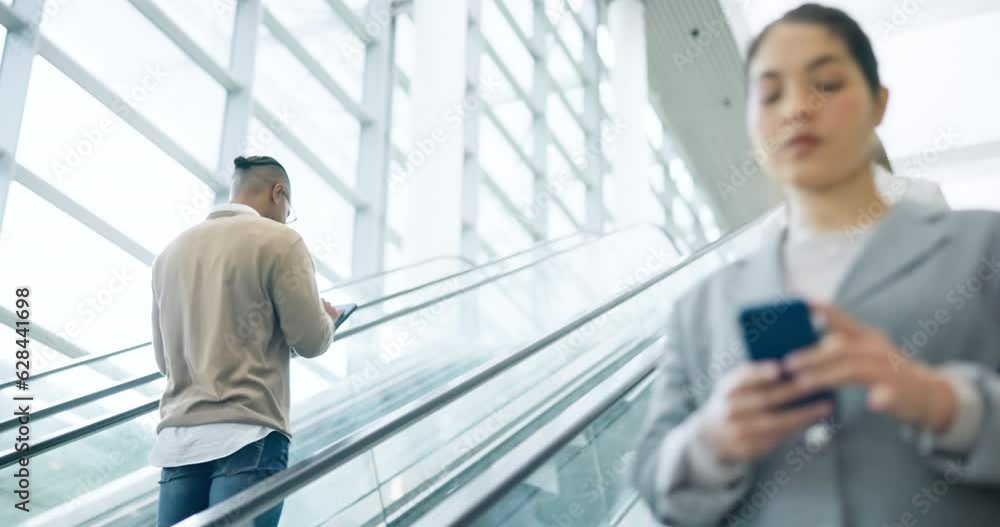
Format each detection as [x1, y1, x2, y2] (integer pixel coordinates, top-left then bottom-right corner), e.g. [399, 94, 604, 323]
[634, 4, 1000, 526]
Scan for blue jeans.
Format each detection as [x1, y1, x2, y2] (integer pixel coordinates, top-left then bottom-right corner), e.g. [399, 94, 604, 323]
[157, 431, 289, 527]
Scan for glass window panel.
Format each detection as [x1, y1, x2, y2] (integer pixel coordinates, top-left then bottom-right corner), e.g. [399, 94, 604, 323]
[246, 118, 355, 277]
[600, 118, 617, 165]
[255, 24, 362, 188]
[341, 0, 369, 18]
[394, 10, 415, 78]
[604, 170, 618, 214]
[546, 43, 584, 116]
[40, 0, 226, 170]
[597, 24, 614, 69]
[478, 118, 534, 210]
[645, 103, 663, 149]
[546, 0, 583, 63]
[17, 58, 217, 253]
[384, 239, 403, 270]
[478, 186, 532, 255]
[477, 54, 521, 117]
[500, 0, 534, 38]
[547, 196, 577, 237]
[0, 183, 153, 352]
[264, 0, 367, 102]
[599, 78, 615, 118]
[670, 158, 696, 201]
[481, 67, 532, 145]
[386, 160, 408, 242]
[481, 0, 533, 90]
[0, 24, 6, 62]
[562, 84, 586, 129]
[547, 92, 585, 154]
[672, 195, 696, 235]
[391, 84, 411, 151]
[698, 202, 722, 241]
[150, 0, 234, 67]
[548, 147, 587, 221]
[254, 28, 361, 190]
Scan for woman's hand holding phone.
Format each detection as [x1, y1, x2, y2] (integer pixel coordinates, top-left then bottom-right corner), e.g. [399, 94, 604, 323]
[786, 302, 958, 434]
[698, 361, 834, 463]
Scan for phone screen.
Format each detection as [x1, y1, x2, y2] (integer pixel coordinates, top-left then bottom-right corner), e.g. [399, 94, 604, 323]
[739, 298, 832, 407]
[334, 303, 358, 329]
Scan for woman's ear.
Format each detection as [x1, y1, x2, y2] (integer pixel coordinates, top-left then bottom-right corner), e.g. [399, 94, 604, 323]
[874, 86, 889, 126]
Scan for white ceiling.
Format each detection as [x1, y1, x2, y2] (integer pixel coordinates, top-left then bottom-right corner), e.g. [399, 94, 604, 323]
[647, 0, 1000, 221]
[645, 0, 776, 231]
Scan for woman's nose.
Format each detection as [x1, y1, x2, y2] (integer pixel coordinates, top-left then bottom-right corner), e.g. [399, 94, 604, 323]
[781, 88, 815, 128]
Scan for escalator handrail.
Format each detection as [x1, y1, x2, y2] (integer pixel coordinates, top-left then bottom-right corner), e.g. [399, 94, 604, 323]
[0, 371, 161, 433]
[330, 254, 474, 289]
[412, 343, 660, 527]
[0, 235, 578, 390]
[0, 228, 631, 468]
[175, 216, 766, 527]
[340, 231, 592, 312]
[0, 255, 467, 390]
[333, 233, 599, 338]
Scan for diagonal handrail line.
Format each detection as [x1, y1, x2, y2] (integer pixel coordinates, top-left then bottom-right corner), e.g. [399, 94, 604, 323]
[175, 214, 764, 526]
[413, 342, 660, 526]
[0, 234, 584, 390]
[0, 229, 643, 469]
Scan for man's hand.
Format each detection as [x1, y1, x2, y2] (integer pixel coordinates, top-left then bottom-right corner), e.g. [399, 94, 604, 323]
[700, 361, 834, 463]
[322, 299, 342, 324]
[786, 302, 957, 433]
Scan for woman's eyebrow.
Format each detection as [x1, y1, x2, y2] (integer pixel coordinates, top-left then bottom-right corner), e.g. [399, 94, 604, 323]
[806, 54, 843, 72]
[756, 53, 844, 81]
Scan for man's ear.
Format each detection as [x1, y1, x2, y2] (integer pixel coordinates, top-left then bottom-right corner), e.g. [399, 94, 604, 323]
[874, 86, 889, 126]
[271, 183, 284, 204]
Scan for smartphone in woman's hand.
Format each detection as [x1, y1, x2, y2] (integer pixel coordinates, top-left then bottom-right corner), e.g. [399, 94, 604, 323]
[739, 298, 833, 408]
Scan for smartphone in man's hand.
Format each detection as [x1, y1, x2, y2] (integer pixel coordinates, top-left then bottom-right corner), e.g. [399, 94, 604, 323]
[332, 303, 357, 329]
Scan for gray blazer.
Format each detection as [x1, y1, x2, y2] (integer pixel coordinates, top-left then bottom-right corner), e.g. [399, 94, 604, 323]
[634, 201, 1000, 526]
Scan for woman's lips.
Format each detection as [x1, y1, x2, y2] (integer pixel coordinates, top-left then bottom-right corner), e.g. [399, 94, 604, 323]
[785, 133, 821, 156]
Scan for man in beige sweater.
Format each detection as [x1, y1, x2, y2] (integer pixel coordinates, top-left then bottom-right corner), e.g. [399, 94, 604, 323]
[150, 155, 341, 526]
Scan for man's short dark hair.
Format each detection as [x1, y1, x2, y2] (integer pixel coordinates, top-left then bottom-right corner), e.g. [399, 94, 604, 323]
[234, 155, 285, 172]
[231, 155, 289, 196]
